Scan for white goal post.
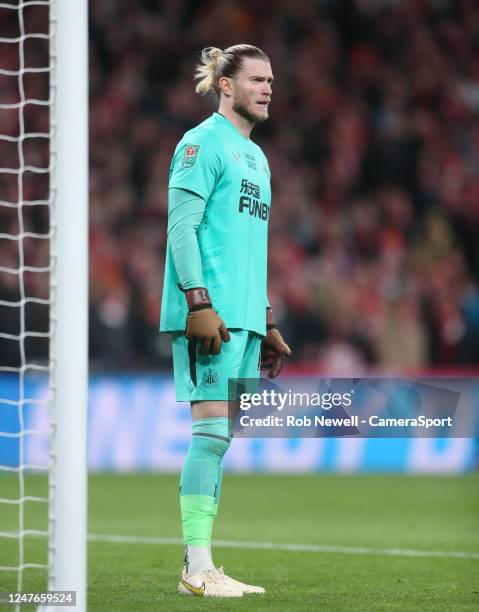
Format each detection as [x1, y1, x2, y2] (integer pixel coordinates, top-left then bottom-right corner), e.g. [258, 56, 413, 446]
[47, 1, 88, 610]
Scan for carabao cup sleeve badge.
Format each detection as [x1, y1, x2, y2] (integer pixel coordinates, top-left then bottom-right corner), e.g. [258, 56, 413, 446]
[181, 144, 200, 168]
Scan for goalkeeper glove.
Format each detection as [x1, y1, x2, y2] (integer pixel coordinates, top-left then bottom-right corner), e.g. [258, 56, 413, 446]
[184, 287, 230, 355]
[261, 307, 291, 378]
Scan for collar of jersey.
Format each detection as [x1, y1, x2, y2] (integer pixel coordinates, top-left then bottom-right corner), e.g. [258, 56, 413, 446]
[213, 112, 253, 144]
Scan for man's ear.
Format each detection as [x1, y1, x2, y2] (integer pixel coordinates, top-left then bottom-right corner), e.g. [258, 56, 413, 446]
[218, 76, 232, 98]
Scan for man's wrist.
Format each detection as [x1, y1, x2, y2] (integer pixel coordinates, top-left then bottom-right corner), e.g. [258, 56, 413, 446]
[185, 287, 212, 312]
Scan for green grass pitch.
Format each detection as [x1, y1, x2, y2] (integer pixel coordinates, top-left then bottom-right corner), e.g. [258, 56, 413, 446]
[0, 473, 478, 610]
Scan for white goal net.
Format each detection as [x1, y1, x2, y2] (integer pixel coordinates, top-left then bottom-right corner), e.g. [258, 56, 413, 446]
[0, 1, 87, 609]
[0, 0, 53, 602]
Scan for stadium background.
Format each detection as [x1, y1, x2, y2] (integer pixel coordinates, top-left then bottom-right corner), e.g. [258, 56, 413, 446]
[88, 0, 479, 373]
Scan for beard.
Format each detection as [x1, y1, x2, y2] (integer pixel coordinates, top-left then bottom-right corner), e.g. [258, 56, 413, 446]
[232, 94, 268, 124]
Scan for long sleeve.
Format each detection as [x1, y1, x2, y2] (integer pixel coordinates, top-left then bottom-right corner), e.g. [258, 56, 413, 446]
[167, 187, 206, 290]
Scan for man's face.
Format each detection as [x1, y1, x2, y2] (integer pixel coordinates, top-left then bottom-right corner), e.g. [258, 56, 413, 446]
[230, 58, 273, 124]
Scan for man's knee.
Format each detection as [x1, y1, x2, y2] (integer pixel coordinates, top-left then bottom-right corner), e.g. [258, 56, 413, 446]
[191, 400, 239, 421]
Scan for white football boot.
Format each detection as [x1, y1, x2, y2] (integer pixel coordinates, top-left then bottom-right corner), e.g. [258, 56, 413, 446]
[178, 568, 243, 598]
[214, 567, 266, 594]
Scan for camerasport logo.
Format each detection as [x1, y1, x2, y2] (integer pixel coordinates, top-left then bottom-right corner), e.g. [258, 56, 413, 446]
[182, 144, 200, 168]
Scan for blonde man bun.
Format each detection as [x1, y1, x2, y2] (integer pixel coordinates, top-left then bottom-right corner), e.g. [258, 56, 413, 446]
[194, 47, 224, 95]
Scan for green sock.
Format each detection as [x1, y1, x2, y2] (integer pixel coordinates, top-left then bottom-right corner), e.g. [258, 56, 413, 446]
[180, 417, 232, 547]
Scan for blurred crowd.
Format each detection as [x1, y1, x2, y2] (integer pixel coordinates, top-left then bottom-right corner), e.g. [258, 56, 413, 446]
[1, 0, 479, 372]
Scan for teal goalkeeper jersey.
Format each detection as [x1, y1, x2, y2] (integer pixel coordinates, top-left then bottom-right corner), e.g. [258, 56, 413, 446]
[160, 112, 271, 336]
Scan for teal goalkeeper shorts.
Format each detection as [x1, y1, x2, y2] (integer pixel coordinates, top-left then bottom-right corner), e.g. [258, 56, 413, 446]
[171, 330, 262, 402]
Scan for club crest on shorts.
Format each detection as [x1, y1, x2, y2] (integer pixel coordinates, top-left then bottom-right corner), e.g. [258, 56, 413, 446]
[202, 368, 219, 386]
[182, 144, 200, 168]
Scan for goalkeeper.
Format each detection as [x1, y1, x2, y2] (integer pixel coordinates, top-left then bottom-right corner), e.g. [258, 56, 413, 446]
[160, 44, 291, 598]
